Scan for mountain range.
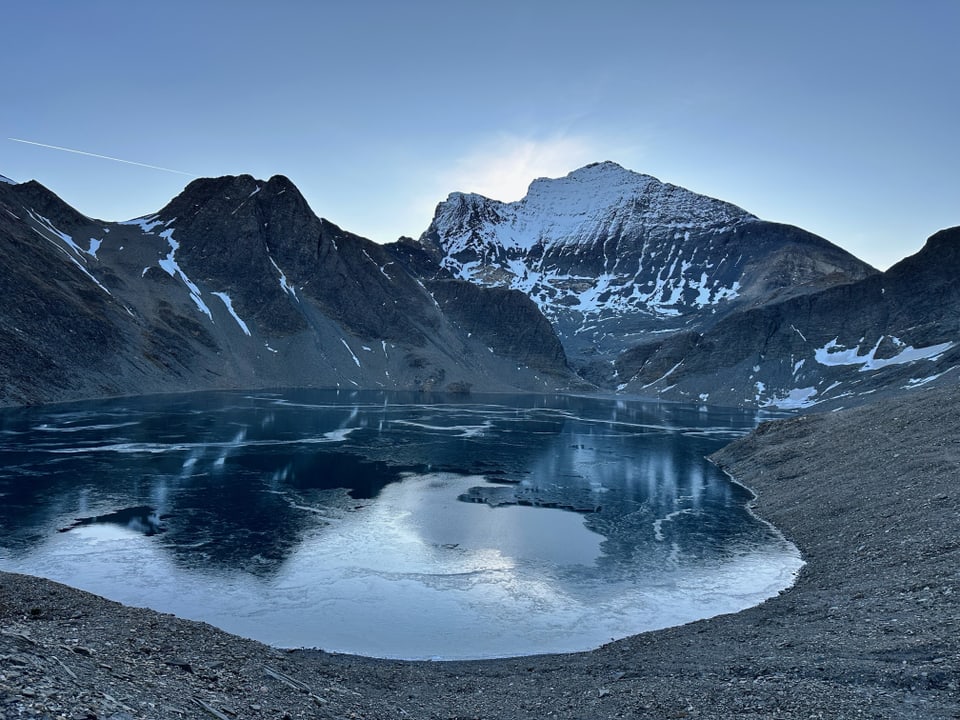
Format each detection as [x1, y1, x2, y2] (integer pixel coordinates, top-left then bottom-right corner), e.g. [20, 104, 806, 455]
[1, 163, 956, 409]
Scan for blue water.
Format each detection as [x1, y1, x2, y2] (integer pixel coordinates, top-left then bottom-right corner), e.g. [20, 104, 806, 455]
[0, 390, 801, 659]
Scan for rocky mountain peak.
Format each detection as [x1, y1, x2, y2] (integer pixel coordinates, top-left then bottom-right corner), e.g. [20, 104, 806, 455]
[413, 163, 872, 366]
[882, 225, 960, 288]
[2, 178, 95, 228]
[425, 163, 757, 259]
[520, 161, 755, 233]
[915, 225, 960, 257]
[153, 173, 314, 226]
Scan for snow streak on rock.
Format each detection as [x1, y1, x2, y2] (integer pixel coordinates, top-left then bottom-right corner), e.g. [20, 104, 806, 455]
[26, 209, 113, 297]
[157, 228, 213, 321]
[269, 256, 298, 301]
[212, 292, 252, 336]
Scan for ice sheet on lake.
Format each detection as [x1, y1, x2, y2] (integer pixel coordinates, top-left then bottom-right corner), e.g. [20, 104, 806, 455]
[0, 390, 800, 660]
[1, 472, 801, 660]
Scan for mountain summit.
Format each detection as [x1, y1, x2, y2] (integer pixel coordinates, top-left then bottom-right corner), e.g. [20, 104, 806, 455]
[410, 162, 875, 366]
[0, 173, 574, 405]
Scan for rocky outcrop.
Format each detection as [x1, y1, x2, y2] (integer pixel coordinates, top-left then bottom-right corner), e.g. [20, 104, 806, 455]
[426, 280, 570, 377]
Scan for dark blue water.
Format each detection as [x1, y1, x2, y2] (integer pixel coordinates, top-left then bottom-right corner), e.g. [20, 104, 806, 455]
[0, 390, 801, 659]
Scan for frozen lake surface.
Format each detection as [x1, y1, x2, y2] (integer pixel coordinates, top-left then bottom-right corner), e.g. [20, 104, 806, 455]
[0, 390, 801, 659]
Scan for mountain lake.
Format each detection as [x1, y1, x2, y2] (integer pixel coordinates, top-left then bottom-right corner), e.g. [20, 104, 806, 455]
[0, 390, 802, 660]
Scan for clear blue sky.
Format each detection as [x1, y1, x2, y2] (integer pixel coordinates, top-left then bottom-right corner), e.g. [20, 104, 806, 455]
[5, 0, 958, 269]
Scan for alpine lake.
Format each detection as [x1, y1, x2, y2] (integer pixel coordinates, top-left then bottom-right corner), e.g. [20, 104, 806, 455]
[0, 390, 802, 660]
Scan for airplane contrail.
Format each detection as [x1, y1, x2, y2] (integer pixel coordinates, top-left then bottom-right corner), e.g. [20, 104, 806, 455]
[8, 137, 197, 177]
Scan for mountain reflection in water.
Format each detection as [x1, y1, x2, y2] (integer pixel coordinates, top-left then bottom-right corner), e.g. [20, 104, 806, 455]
[0, 390, 802, 659]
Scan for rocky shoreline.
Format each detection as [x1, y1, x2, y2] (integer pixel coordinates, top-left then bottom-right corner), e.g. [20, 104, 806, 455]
[2, 386, 959, 719]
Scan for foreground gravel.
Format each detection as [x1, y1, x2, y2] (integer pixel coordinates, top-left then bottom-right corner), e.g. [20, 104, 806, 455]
[2, 386, 958, 719]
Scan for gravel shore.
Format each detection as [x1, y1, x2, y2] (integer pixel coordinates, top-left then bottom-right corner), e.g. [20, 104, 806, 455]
[2, 386, 958, 719]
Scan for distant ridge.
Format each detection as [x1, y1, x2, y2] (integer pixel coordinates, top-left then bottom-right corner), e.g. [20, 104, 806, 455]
[1, 164, 957, 409]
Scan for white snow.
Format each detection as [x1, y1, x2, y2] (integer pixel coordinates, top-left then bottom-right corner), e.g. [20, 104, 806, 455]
[341, 339, 361, 368]
[903, 365, 960, 390]
[27, 210, 112, 297]
[269, 257, 298, 300]
[0, 174, 16, 184]
[120, 215, 164, 233]
[212, 292, 251, 336]
[814, 337, 955, 372]
[157, 228, 213, 321]
[693, 272, 712, 306]
[642, 361, 682, 389]
[86, 238, 102, 258]
[904, 366, 956, 388]
[437, 162, 753, 256]
[28, 210, 85, 256]
[761, 387, 819, 409]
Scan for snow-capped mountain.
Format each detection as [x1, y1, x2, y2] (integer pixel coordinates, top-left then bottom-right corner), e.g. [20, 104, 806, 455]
[412, 162, 876, 361]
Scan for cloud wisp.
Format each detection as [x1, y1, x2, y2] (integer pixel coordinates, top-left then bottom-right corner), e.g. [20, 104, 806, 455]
[8, 138, 197, 177]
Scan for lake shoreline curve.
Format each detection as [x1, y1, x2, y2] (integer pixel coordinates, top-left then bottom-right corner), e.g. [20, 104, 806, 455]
[2, 386, 958, 719]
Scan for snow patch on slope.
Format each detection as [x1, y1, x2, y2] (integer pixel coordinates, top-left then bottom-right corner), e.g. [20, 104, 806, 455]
[814, 337, 954, 372]
[120, 215, 165, 233]
[26, 209, 113, 297]
[760, 387, 818, 410]
[157, 228, 213, 320]
[269, 257, 298, 301]
[340, 339, 362, 368]
[212, 292, 251, 336]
